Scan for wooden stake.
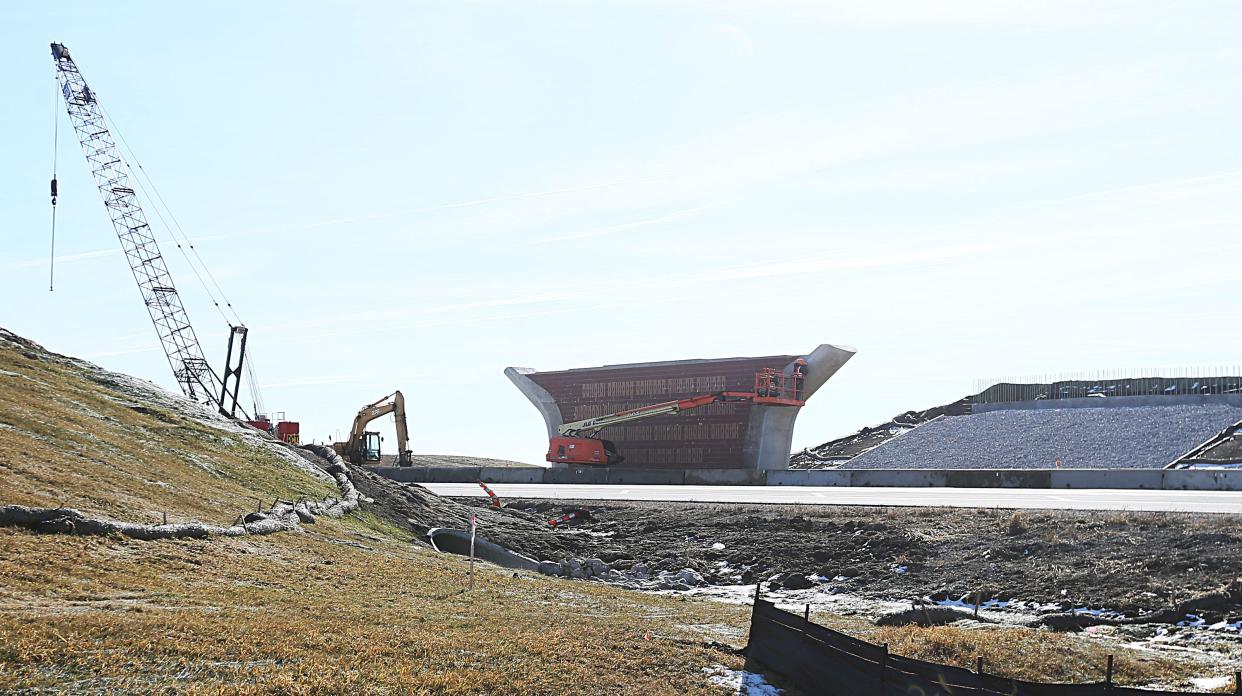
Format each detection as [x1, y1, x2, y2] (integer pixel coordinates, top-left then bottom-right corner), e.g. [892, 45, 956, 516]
[976, 655, 984, 674]
[804, 604, 810, 622]
[879, 643, 888, 684]
[162, 511, 167, 526]
[468, 513, 477, 592]
[1105, 654, 1113, 684]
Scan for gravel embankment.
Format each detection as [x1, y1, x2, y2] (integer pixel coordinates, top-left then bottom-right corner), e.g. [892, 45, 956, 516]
[843, 404, 1242, 469]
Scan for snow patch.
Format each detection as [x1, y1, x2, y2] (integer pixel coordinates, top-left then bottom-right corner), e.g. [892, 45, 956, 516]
[703, 665, 781, 695]
[1191, 675, 1234, 689]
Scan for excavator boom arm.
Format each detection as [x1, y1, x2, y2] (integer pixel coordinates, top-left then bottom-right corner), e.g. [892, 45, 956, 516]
[340, 390, 412, 464]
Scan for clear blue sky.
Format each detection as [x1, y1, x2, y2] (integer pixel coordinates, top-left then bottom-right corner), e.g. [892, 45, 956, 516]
[3, 1, 1241, 463]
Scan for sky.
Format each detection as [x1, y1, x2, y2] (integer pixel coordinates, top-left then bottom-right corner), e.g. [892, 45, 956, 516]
[2, 1, 1241, 464]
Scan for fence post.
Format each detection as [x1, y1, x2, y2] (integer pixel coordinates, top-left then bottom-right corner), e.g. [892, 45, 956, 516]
[879, 642, 888, 687]
[976, 655, 984, 675]
[804, 604, 810, 623]
[1234, 670, 1240, 694]
[1105, 654, 1113, 689]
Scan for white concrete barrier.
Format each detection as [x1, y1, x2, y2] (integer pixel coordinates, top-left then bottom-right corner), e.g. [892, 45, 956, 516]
[374, 466, 1242, 491]
[1049, 469, 1165, 489]
[1163, 470, 1242, 491]
[767, 470, 850, 486]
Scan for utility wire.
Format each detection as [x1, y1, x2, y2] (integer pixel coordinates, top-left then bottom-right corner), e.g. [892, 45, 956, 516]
[243, 346, 267, 417]
[49, 75, 60, 292]
[98, 106, 266, 411]
[98, 107, 232, 325]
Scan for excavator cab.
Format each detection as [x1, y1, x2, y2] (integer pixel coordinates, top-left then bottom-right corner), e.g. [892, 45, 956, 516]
[333, 391, 413, 466]
[361, 431, 382, 462]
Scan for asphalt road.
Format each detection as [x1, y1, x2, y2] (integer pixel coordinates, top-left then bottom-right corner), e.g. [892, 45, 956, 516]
[424, 483, 1242, 514]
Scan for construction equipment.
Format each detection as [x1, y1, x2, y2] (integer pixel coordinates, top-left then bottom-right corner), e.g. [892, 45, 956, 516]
[49, 42, 256, 420]
[333, 391, 413, 465]
[548, 363, 808, 466]
[246, 411, 301, 445]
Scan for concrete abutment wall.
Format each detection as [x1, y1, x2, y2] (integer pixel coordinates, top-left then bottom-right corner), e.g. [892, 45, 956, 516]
[506, 344, 857, 470]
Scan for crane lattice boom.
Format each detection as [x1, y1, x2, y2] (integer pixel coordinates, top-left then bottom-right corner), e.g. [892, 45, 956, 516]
[51, 42, 224, 407]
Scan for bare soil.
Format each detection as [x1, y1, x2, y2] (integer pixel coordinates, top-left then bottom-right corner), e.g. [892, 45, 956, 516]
[458, 498, 1242, 620]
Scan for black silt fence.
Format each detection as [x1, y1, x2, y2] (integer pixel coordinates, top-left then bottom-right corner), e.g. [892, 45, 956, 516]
[744, 599, 1232, 696]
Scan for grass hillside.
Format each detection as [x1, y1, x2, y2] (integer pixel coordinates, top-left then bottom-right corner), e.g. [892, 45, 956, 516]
[0, 328, 1234, 693]
[0, 329, 746, 694]
[0, 329, 336, 524]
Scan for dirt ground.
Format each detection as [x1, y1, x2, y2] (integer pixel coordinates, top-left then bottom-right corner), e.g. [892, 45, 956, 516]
[456, 497, 1242, 620]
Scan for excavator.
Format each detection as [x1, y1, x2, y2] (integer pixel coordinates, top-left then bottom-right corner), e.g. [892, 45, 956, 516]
[548, 362, 808, 466]
[333, 391, 413, 466]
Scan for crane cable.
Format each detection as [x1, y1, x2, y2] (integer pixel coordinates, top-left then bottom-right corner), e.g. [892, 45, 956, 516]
[99, 105, 243, 327]
[96, 106, 266, 411]
[243, 345, 267, 417]
[49, 74, 60, 292]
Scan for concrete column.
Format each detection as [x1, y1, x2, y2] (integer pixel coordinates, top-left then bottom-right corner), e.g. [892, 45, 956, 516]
[745, 344, 857, 470]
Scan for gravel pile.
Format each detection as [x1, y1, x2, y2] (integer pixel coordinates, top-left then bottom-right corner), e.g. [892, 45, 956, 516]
[843, 403, 1242, 469]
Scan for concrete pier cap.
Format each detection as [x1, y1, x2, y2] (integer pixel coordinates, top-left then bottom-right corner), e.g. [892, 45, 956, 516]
[506, 344, 855, 470]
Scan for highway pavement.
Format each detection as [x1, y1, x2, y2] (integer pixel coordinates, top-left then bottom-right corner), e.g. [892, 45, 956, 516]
[423, 483, 1242, 514]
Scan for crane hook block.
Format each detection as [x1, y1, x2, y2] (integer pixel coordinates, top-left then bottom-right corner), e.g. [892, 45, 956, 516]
[50, 178, 58, 205]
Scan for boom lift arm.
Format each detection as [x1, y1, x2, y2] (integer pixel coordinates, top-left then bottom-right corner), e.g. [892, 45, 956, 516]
[333, 391, 413, 465]
[548, 364, 807, 466]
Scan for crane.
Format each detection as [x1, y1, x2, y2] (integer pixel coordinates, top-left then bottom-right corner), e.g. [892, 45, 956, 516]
[549, 363, 807, 466]
[333, 391, 413, 466]
[50, 42, 249, 418]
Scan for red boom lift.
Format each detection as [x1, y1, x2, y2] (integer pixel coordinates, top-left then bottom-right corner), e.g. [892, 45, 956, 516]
[547, 362, 808, 466]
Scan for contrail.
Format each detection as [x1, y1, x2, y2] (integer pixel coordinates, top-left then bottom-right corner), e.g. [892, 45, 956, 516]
[0, 248, 117, 272]
[518, 203, 716, 247]
[4, 174, 667, 271]
[1024, 170, 1242, 210]
[195, 173, 669, 243]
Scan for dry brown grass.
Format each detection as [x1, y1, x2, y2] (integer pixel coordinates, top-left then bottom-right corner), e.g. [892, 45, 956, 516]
[800, 611, 1235, 690]
[1, 333, 1236, 693]
[0, 339, 335, 524]
[876, 625, 1183, 684]
[0, 336, 752, 693]
[0, 521, 749, 695]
